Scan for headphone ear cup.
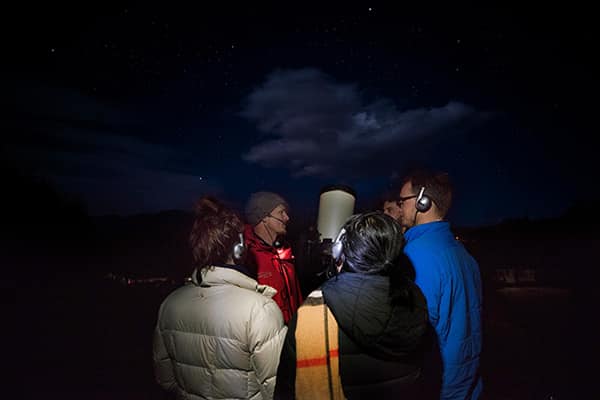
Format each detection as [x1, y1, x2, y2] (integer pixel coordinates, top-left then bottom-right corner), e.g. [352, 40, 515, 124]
[331, 240, 343, 263]
[327, 241, 344, 279]
[325, 228, 346, 279]
[331, 227, 346, 264]
[416, 195, 432, 212]
[232, 233, 246, 263]
[415, 186, 432, 213]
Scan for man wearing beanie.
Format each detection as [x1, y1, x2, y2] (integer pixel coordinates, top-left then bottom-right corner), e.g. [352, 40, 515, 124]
[244, 191, 303, 323]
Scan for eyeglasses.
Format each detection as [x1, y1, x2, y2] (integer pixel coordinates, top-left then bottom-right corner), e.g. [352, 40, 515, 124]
[396, 195, 417, 206]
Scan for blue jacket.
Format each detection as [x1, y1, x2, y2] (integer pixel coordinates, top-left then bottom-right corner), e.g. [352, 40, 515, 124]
[404, 221, 483, 399]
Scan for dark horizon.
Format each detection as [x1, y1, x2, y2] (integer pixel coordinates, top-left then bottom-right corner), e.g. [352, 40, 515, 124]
[4, 158, 599, 236]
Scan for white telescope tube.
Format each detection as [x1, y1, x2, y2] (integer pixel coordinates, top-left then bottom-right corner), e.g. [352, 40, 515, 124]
[316, 185, 356, 241]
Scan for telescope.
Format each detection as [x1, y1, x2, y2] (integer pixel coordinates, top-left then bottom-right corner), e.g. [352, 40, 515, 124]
[296, 185, 356, 289]
[316, 185, 356, 243]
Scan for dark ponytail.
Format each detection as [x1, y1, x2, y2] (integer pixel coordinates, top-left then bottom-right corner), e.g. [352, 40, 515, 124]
[338, 211, 415, 305]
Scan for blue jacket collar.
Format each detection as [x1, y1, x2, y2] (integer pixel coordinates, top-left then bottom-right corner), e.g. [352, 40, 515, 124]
[404, 220, 450, 242]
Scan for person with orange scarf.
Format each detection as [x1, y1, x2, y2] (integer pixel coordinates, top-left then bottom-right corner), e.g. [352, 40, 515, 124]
[275, 212, 430, 399]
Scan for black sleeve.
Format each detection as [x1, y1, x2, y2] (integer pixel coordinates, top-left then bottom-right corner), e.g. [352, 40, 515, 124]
[274, 313, 298, 400]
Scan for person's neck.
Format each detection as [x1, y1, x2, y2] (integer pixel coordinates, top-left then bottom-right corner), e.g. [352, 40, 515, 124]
[417, 213, 443, 225]
[253, 224, 275, 246]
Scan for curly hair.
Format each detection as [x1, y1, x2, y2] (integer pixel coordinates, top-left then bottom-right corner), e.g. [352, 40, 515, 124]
[189, 196, 244, 269]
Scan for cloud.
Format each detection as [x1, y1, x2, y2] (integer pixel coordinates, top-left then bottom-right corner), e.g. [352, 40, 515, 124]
[51, 160, 222, 216]
[9, 129, 222, 215]
[9, 84, 220, 215]
[241, 68, 483, 178]
[10, 84, 180, 180]
[13, 83, 141, 128]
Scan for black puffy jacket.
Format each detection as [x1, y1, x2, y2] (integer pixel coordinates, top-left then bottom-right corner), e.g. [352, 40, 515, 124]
[276, 272, 429, 399]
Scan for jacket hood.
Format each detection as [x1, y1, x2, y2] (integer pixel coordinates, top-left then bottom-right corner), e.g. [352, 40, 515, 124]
[192, 266, 277, 298]
[322, 272, 428, 360]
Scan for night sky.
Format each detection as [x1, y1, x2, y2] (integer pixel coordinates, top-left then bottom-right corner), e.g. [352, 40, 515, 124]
[7, 4, 598, 227]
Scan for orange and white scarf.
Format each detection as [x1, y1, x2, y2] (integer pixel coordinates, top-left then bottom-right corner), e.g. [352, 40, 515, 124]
[294, 290, 345, 400]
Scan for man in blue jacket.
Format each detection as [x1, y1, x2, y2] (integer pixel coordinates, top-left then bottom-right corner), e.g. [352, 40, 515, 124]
[397, 169, 483, 400]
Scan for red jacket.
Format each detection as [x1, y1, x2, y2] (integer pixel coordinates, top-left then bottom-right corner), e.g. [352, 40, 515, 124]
[244, 225, 303, 323]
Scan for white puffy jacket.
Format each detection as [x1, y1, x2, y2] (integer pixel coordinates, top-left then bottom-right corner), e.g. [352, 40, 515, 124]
[153, 266, 287, 399]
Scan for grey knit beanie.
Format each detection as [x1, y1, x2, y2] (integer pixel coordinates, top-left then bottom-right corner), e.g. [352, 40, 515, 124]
[245, 191, 289, 226]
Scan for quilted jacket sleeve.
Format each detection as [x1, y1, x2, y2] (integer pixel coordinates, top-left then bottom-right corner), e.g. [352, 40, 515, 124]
[152, 325, 177, 392]
[249, 300, 288, 399]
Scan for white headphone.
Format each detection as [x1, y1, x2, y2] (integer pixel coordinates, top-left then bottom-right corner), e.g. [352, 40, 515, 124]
[331, 228, 346, 264]
[232, 233, 246, 262]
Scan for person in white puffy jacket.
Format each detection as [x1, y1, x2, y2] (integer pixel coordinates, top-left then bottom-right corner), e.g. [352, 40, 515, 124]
[153, 196, 287, 400]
